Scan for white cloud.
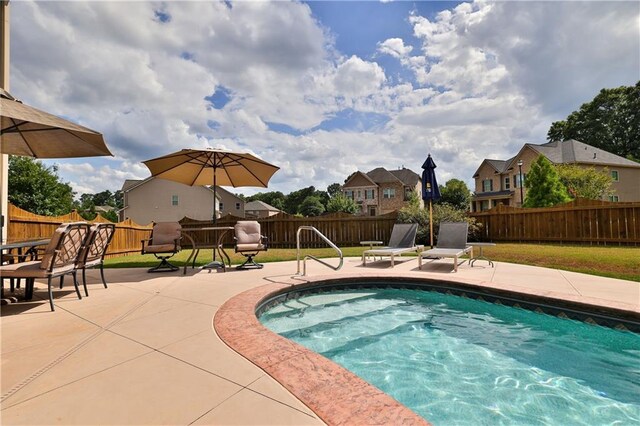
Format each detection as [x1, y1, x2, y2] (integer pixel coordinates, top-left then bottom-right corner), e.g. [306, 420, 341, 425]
[10, 0, 639, 198]
[378, 38, 413, 58]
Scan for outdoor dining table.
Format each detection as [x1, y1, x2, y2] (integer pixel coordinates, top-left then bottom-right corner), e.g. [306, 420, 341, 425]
[1, 238, 51, 300]
[181, 227, 234, 274]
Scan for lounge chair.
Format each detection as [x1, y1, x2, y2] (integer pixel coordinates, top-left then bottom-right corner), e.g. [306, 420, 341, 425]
[75, 223, 116, 295]
[234, 221, 268, 269]
[418, 222, 473, 272]
[0, 223, 90, 311]
[141, 222, 182, 272]
[362, 223, 422, 267]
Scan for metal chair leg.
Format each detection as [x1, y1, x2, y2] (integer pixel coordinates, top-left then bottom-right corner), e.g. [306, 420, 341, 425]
[99, 264, 108, 288]
[71, 272, 82, 299]
[47, 277, 55, 311]
[80, 269, 89, 297]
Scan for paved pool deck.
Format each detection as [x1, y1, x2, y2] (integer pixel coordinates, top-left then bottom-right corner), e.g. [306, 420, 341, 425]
[1, 256, 639, 425]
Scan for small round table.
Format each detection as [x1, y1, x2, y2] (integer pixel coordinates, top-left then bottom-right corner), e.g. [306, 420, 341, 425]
[468, 242, 496, 267]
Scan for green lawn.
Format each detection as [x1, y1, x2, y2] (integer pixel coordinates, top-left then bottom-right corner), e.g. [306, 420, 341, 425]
[104, 244, 640, 282]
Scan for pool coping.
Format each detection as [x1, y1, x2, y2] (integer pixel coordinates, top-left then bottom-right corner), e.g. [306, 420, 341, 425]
[214, 272, 640, 425]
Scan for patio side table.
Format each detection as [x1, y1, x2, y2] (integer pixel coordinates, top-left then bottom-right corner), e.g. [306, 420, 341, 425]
[468, 242, 496, 267]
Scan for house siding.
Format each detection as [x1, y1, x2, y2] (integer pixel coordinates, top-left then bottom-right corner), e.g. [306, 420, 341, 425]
[121, 179, 219, 224]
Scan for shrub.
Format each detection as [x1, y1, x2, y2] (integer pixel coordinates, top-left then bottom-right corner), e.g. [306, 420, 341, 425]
[398, 203, 481, 245]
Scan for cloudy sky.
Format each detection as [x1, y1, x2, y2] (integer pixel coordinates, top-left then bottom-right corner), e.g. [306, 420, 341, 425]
[10, 0, 640, 196]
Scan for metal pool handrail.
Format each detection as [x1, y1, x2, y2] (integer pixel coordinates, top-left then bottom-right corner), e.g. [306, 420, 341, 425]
[296, 226, 343, 276]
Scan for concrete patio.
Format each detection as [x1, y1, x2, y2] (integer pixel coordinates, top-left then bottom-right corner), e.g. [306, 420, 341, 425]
[1, 256, 639, 425]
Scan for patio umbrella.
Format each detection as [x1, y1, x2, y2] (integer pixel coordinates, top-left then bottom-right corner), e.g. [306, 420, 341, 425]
[421, 154, 441, 248]
[142, 148, 280, 268]
[0, 89, 113, 158]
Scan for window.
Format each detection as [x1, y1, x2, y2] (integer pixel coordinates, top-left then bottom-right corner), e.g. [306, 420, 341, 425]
[235, 202, 241, 210]
[514, 174, 526, 188]
[365, 189, 374, 199]
[344, 190, 354, 199]
[482, 179, 493, 192]
[481, 200, 490, 211]
[609, 195, 619, 202]
[219, 202, 224, 211]
[383, 188, 395, 198]
[611, 170, 619, 181]
[171, 195, 179, 206]
[504, 177, 510, 190]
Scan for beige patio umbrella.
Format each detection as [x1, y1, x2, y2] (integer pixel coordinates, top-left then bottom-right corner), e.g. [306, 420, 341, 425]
[0, 89, 112, 158]
[142, 148, 280, 268]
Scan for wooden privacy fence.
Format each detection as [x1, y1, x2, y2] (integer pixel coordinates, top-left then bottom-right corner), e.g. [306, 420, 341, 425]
[469, 198, 640, 245]
[6, 204, 399, 256]
[180, 211, 399, 249]
[6, 204, 152, 258]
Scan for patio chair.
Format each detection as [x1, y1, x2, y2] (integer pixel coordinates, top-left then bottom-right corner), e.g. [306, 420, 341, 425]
[362, 223, 422, 267]
[418, 222, 473, 272]
[0, 223, 90, 311]
[74, 223, 116, 296]
[234, 221, 268, 269]
[141, 222, 182, 272]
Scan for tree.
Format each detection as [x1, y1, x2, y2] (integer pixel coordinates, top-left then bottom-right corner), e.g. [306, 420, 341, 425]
[556, 164, 614, 200]
[523, 155, 571, 207]
[438, 179, 471, 210]
[547, 81, 640, 161]
[299, 195, 325, 216]
[326, 194, 359, 214]
[8, 156, 74, 216]
[326, 183, 342, 198]
[284, 186, 317, 214]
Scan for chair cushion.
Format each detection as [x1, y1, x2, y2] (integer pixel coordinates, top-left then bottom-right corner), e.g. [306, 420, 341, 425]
[235, 221, 262, 244]
[39, 224, 68, 270]
[144, 244, 180, 254]
[0, 261, 74, 278]
[236, 243, 266, 252]
[151, 222, 181, 245]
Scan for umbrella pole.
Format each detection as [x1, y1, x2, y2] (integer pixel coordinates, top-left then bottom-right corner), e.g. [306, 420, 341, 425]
[203, 161, 223, 270]
[429, 199, 434, 249]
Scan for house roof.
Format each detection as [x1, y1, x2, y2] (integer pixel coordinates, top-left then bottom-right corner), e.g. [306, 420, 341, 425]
[343, 171, 378, 188]
[529, 140, 640, 168]
[475, 139, 640, 179]
[213, 186, 243, 202]
[389, 168, 420, 186]
[122, 179, 144, 192]
[245, 200, 280, 211]
[472, 157, 514, 178]
[366, 167, 403, 184]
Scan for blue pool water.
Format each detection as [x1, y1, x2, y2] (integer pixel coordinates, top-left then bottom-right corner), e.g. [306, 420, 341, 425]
[259, 288, 640, 425]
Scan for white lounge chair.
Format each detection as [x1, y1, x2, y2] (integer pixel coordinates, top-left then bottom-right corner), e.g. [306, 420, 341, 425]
[362, 223, 422, 267]
[419, 222, 472, 272]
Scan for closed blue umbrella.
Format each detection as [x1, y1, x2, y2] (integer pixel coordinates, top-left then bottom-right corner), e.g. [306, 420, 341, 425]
[421, 154, 440, 248]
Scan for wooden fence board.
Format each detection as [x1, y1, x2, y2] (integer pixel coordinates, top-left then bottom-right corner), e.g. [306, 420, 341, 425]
[469, 198, 640, 245]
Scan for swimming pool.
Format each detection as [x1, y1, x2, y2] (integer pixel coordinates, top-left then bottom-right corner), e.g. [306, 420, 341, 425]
[260, 287, 640, 425]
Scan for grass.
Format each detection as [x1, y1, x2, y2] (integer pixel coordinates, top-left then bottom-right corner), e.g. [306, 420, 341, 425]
[103, 244, 640, 282]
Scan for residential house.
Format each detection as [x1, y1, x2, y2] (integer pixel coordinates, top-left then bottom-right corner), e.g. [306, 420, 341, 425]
[244, 200, 282, 219]
[216, 186, 245, 218]
[118, 177, 245, 224]
[471, 139, 640, 211]
[342, 167, 423, 216]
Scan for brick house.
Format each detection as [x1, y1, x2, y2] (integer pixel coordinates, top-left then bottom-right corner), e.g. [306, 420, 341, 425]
[342, 167, 423, 216]
[471, 139, 640, 211]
